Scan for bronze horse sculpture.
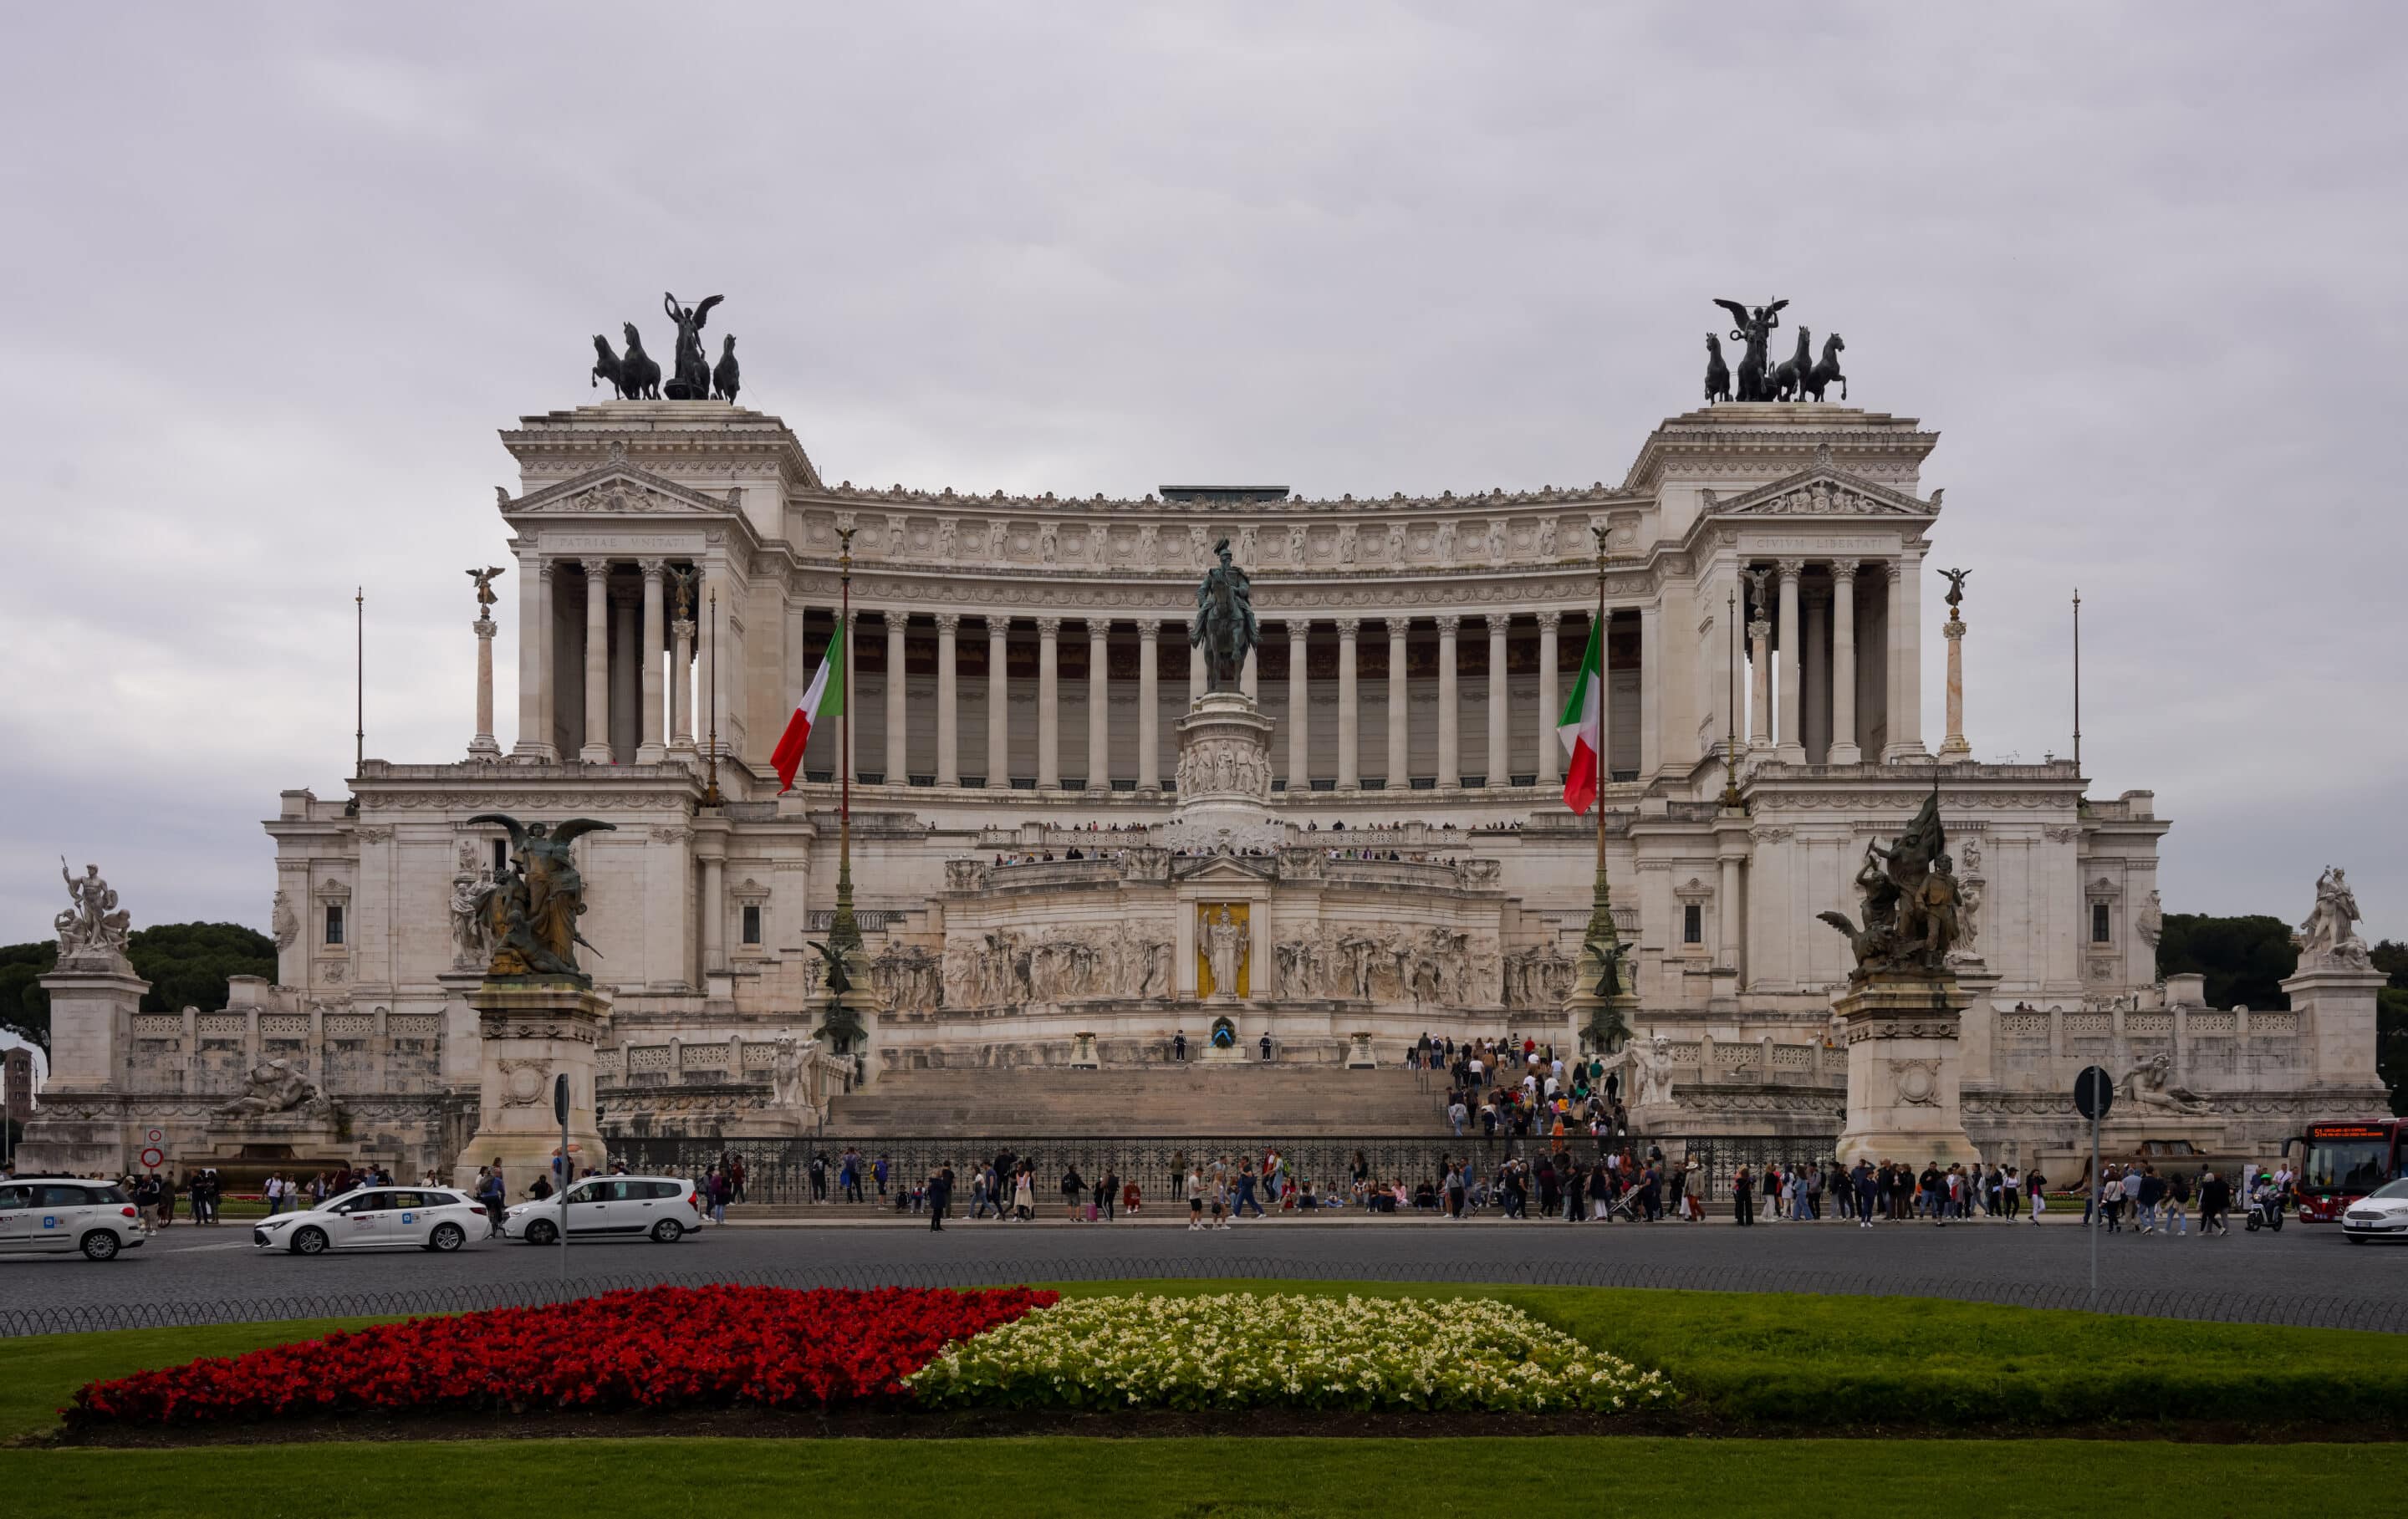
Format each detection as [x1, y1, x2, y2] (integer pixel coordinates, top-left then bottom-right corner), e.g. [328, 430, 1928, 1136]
[590, 334, 626, 396]
[1803, 334, 1847, 401]
[1704, 334, 1731, 403]
[618, 323, 662, 400]
[1771, 325, 1812, 401]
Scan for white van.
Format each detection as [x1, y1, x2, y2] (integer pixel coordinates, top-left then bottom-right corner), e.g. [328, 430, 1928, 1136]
[501, 1175, 705, 1244]
[0, 1177, 147, 1260]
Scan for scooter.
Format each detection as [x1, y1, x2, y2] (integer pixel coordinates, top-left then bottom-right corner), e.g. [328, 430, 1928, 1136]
[2244, 1194, 2284, 1232]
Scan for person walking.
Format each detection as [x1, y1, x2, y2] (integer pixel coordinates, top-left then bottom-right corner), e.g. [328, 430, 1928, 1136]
[2198, 1169, 2231, 1235]
[926, 1165, 951, 1231]
[1011, 1165, 1036, 1222]
[2165, 1170, 2191, 1236]
[1732, 1165, 1755, 1226]
[2027, 1167, 2048, 1224]
[1186, 1165, 1207, 1231]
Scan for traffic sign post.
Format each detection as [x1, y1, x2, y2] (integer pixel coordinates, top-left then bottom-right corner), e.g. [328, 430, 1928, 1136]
[2073, 1066, 2115, 1308]
[554, 1073, 571, 1284]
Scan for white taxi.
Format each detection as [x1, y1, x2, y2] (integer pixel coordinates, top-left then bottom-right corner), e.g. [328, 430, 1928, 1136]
[0, 1177, 146, 1261]
[2341, 1177, 2408, 1244]
[253, 1185, 487, 1255]
[501, 1175, 704, 1245]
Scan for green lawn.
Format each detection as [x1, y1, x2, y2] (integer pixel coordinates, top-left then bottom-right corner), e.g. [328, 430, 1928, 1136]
[2, 1439, 2402, 1517]
[3, 1282, 2402, 1518]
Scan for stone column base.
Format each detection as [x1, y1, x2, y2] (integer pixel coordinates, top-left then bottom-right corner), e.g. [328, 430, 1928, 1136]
[1834, 971, 1982, 1170]
[454, 978, 610, 1192]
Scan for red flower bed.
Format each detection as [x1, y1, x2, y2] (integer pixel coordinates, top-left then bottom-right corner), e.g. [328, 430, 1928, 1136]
[67, 1284, 1056, 1427]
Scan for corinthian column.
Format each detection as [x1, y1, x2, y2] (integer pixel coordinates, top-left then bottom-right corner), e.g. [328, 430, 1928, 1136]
[1744, 568, 1772, 752]
[1828, 563, 1860, 765]
[1138, 619, 1161, 788]
[1884, 554, 1928, 761]
[1436, 614, 1461, 787]
[1940, 596, 1972, 762]
[934, 613, 960, 785]
[1535, 611, 1560, 787]
[1485, 614, 1509, 786]
[512, 556, 555, 760]
[1036, 616, 1062, 788]
[1334, 618, 1360, 790]
[1775, 558, 1804, 763]
[579, 560, 613, 762]
[1286, 620, 1310, 789]
[1386, 619, 1409, 788]
[636, 558, 666, 762]
[1087, 620, 1110, 789]
[885, 614, 909, 782]
[987, 619, 1010, 786]
[470, 599, 501, 760]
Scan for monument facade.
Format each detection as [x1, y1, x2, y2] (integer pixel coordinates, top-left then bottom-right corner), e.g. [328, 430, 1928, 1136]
[26, 298, 2385, 1176]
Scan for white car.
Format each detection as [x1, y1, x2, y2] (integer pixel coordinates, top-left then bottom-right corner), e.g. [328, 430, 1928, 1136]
[0, 1177, 146, 1261]
[253, 1185, 487, 1254]
[2341, 1177, 2408, 1243]
[502, 1175, 705, 1245]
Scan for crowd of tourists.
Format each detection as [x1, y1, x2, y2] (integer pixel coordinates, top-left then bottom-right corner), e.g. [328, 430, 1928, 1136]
[1419, 1032, 1638, 1141]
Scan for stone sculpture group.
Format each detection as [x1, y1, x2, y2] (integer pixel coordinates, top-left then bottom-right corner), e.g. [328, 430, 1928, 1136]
[2294, 866, 2370, 970]
[462, 814, 618, 981]
[54, 859, 131, 962]
[941, 922, 1180, 1010]
[589, 292, 741, 403]
[1816, 785, 1964, 978]
[1272, 923, 1497, 1007]
[1707, 298, 1848, 404]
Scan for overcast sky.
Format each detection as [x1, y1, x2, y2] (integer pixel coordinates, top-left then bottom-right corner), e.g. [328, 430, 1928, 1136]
[3, 5, 2402, 947]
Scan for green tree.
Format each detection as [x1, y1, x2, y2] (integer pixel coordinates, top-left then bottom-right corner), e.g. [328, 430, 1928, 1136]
[2156, 913, 2296, 1010]
[2374, 940, 2408, 1117]
[0, 922, 275, 1051]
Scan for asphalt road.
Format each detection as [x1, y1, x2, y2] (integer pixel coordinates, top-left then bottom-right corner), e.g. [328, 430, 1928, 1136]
[5, 1214, 2404, 1330]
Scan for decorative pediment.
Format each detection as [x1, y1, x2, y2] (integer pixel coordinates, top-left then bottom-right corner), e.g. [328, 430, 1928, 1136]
[1171, 853, 1276, 884]
[1705, 462, 1937, 521]
[501, 463, 741, 518]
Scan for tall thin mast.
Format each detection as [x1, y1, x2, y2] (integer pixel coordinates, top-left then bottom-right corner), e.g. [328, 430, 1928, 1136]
[2071, 587, 2083, 775]
[830, 527, 860, 955]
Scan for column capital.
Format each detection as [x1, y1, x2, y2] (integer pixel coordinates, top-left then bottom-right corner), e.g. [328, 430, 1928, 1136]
[1435, 614, 1462, 635]
[1334, 616, 1361, 637]
[1878, 558, 1906, 585]
[933, 612, 961, 635]
[1775, 558, 1806, 581]
[1748, 618, 1772, 640]
[1829, 560, 1860, 587]
[1386, 619, 1411, 641]
[671, 618, 696, 640]
[538, 558, 559, 583]
[570, 556, 609, 575]
[637, 557, 667, 577]
[1087, 620, 1110, 645]
[472, 615, 497, 638]
[1534, 609, 1562, 630]
[1288, 620, 1312, 645]
[1035, 615, 1063, 636]
[1137, 619, 1161, 642]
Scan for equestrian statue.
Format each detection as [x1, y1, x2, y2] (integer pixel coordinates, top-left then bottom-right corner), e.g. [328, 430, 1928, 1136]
[1190, 536, 1259, 693]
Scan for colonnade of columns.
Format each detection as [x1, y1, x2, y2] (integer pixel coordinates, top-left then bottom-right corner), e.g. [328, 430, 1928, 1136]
[790, 609, 1635, 793]
[1736, 555, 1922, 765]
[510, 556, 697, 765]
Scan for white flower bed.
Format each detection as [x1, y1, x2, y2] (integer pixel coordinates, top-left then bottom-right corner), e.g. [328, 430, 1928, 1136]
[906, 1292, 1675, 1413]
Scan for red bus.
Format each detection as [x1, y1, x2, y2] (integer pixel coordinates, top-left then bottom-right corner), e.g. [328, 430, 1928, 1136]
[2293, 1120, 2408, 1222]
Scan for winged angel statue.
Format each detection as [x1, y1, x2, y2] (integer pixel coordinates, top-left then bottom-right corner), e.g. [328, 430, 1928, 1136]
[464, 813, 618, 980]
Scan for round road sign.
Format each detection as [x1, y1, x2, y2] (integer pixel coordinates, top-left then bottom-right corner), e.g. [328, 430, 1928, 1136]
[139, 1146, 165, 1169]
[2073, 1065, 2115, 1122]
[144, 1128, 165, 1145]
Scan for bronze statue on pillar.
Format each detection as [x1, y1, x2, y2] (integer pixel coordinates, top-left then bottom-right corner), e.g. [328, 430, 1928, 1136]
[1816, 783, 1962, 979]
[1189, 537, 1259, 692]
[462, 814, 619, 981]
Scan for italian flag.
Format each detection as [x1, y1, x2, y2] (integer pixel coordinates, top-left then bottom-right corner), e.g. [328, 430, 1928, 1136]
[771, 621, 844, 793]
[1555, 619, 1604, 815]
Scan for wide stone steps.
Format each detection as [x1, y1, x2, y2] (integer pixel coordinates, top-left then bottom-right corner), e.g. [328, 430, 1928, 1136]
[826, 1066, 1444, 1136]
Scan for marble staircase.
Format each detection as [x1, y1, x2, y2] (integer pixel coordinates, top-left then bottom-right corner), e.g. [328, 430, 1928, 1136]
[825, 1065, 1444, 1136]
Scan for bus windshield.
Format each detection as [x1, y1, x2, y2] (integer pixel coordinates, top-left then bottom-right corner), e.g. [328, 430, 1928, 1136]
[2303, 1137, 2391, 1195]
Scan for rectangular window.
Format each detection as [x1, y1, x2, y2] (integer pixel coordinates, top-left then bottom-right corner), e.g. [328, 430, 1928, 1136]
[2090, 903, 2111, 944]
[1683, 904, 1704, 945]
[741, 905, 762, 946]
[324, 903, 346, 946]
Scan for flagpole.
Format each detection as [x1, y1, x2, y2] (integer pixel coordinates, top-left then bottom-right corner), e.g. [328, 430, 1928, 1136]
[1720, 585, 1742, 811]
[345, 587, 364, 818]
[830, 526, 860, 957]
[1579, 525, 1620, 1035]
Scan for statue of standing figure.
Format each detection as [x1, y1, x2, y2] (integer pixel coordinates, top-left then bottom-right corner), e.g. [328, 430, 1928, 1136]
[462, 814, 618, 980]
[1205, 907, 1247, 998]
[55, 858, 132, 960]
[2294, 867, 2371, 970]
[662, 292, 724, 400]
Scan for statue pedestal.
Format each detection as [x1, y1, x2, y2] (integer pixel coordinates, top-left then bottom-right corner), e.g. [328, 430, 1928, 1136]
[1346, 1032, 1377, 1069]
[453, 978, 609, 1192]
[1069, 1032, 1100, 1069]
[1833, 972, 1982, 1170]
[2280, 961, 2391, 1097]
[1165, 691, 1280, 853]
[15, 954, 148, 1177]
